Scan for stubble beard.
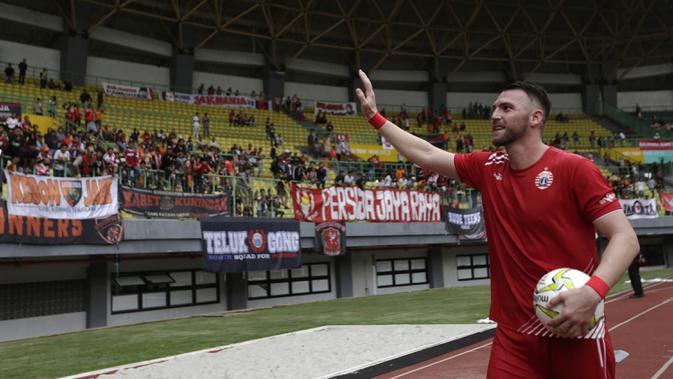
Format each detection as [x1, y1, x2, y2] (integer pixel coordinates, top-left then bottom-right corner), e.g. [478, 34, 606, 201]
[492, 127, 524, 147]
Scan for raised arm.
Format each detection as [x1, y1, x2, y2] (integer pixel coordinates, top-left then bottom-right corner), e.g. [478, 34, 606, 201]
[355, 70, 459, 180]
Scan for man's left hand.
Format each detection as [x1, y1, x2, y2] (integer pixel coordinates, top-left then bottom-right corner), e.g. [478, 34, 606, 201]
[546, 286, 602, 338]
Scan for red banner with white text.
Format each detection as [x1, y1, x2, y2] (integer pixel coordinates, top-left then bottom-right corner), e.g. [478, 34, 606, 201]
[660, 192, 673, 212]
[291, 184, 441, 223]
[639, 139, 673, 150]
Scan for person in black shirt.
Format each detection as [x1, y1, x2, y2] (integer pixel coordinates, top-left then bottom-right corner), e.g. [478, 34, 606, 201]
[18, 59, 27, 84]
[4, 63, 14, 83]
[334, 170, 345, 186]
[628, 254, 646, 298]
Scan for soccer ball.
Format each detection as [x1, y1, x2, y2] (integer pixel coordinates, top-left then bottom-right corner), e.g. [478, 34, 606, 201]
[533, 268, 605, 329]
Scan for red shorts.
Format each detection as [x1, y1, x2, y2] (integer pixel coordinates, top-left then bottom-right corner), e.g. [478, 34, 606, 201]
[487, 325, 615, 379]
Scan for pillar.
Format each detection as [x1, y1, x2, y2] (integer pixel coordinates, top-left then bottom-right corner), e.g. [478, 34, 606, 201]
[334, 254, 353, 298]
[87, 262, 109, 328]
[60, 6, 92, 87]
[428, 246, 445, 288]
[170, 47, 194, 93]
[226, 272, 248, 310]
[428, 82, 448, 113]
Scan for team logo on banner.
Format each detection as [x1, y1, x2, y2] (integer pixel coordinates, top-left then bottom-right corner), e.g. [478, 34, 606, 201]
[61, 181, 83, 207]
[248, 230, 267, 254]
[315, 221, 346, 256]
[661, 192, 673, 212]
[95, 214, 124, 245]
[297, 188, 319, 220]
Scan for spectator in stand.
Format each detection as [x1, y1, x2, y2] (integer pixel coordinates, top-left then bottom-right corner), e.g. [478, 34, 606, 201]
[39, 69, 47, 88]
[80, 89, 92, 107]
[63, 79, 73, 91]
[97, 90, 104, 109]
[5, 113, 19, 131]
[4, 63, 14, 83]
[334, 170, 345, 186]
[47, 78, 59, 90]
[21, 115, 32, 133]
[207, 85, 215, 95]
[103, 147, 118, 175]
[53, 144, 70, 177]
[35, 145, 51, 175]
[85, 106, 97, 134]
[197, 84, 204, 95]
[192, 113, 200, 138]
[48, 96, 57, 117]
[344, 170, 355, 186]
[33, 97, 44, 116]
[202, 113, 210, 137]
[123, 140, 141, 186]
[18, 59, 27, 84]
[81, 144, 98, 177]
[307, 130, 318, 155]
[95, 107, 103, 129]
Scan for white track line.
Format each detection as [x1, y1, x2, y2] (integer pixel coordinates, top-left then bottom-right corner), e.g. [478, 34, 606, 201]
[651, 356, 673, 379]
[609, 297, 673, 332]
[388, 280, 673, 378]
[606, 281, 671, 304]
[385, 341, 493, 379]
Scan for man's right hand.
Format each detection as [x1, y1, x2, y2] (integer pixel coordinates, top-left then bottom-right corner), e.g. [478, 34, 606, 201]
[354, 70, 378, 120]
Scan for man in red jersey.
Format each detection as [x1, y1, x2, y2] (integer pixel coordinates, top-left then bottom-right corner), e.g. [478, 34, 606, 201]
[355, 70, 639, 379]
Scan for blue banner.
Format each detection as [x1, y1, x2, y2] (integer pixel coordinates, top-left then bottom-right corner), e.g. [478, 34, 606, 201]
[201, 217, 301, 272]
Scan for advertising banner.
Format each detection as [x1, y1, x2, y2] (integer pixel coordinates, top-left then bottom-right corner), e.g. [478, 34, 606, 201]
[349, 144, 398, 162]
[120, 186, 230, 218]
[0, 201, 123, 245]
[445, 207, 486, 240]
[102, 82, 152, 100]
[619, 198, 658, 219]
[607, 147, 644, 164]
[291, 184, 442, 223]
[201, 217, 301, 273]
[314, 221, 346, 256]
[314, 101, 357, 116]
[192, 95, 256, 108]
[0, 102, 21, 121]
[166, 93, 256, 108]
[638, 139, 673, 150]
[4, 171, 118, 220]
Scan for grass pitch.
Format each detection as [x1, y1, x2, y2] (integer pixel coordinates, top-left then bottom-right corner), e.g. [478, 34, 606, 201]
[1, 267, 671, 379]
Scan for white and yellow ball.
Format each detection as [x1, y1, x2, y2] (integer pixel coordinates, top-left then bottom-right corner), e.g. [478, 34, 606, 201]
[533, 268, 604, 328]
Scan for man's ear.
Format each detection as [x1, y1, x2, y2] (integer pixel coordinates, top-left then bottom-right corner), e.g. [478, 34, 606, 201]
[530, 109, 544, 127]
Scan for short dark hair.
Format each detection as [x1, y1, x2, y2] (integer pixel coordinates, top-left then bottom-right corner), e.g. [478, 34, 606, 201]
[502, 81, 551, 122]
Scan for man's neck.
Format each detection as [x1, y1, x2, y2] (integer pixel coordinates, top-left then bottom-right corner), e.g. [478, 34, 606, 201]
[506, 140, 549, 170]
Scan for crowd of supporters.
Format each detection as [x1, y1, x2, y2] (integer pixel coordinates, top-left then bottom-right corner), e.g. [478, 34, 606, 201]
[2, 60, 671, 218]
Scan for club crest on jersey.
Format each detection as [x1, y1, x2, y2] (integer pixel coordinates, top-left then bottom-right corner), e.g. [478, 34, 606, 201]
[534, 168, 554, 190]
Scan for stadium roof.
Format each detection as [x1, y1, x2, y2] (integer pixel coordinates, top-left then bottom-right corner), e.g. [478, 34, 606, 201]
[6, 0, 673, 80]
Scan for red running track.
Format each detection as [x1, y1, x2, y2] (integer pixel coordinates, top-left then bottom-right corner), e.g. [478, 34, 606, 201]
[375, 280, 673, 379]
